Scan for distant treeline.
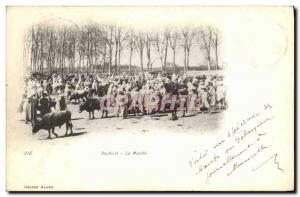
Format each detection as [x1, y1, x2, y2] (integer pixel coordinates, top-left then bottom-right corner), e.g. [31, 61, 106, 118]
[23, 22, 222, 75]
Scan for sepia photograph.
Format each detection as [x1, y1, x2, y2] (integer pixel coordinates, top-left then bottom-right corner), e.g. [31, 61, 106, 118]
[6, 6, 294, 191]
[19, 15, 227, 138]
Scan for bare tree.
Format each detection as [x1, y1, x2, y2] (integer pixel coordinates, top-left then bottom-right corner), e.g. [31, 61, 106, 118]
[134, 32, 145, 73]
[145, 33, 154, 72]
[154, 33, 163, 71]
[126, 29, 135, 73]
[56, 26, 66, 75]
[154, 30, 169, 71]
[182, 26, 196, 72]
[116, 26, 126, 73]
[46, 26, 55, 74]
[39, 26, 45, 74]
[92, 24, 103, 72]
[163, 30, 170, 71]
[77, 27, 86, 73]
[114, 25, 118, 73]
[108, 25, 114, 74]
[23, 28, 32, 73]
[30, 26, 37, 72]
[169, 29, 180, 73]
[212, 28, 221, 70]
[99, 24, 109, 73]
[199, 26, 213, 70]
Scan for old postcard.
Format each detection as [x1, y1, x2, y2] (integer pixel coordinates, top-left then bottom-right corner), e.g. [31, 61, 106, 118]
[6, 6, 294, 191]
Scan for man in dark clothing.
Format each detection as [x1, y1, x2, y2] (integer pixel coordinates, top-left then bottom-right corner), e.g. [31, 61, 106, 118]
[31, 95, 39, 126]
[98, 85, 105, 97]
[59, 95, 67, 111]
[170, 79, 179, 120]
[170, 81, 179, 95]
[25, 97, 32, 124]
[87, 88, 94, 99]
[39, 92, 50, 117]
[46, 81, 53, 95]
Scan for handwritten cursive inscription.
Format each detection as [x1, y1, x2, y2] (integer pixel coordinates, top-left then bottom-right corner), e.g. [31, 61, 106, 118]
[189, 104, 284, 184]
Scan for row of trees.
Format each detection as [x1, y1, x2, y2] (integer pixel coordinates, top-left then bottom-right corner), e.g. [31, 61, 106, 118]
[23, 22, 221, 75]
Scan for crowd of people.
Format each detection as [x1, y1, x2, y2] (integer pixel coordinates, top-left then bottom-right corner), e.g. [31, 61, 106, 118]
[18, 71, 227, 125]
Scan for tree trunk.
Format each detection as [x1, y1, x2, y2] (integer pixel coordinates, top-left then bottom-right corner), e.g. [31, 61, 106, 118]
[118, 46, 121, 73]
[109, 28, 113, 75]
[140, 50, 144, 73]
[47, 33, 52, 74]
[69, 57, 71, 73]
[207, 57, 211, 70]
[47, 51, 51, 74]
[183, 46, 187, 73]
[147, 48, 151, 72]
[40, 37, 44, 74]
[163, 41, 168, 70]
[172, 49, 176, 73]
[33, 43, 38, 72]
[187, 49, 190, 71]
[114, 39, 118, 74]
[87, 31, 90, 73]
[215, 46, 218, 70]
[94, 39, 97, 72]
[78, 55, 82, 73]
[62, 52, 65, 75]
[30, 38, 34, 72]
[103, 43, 107, 73]
[129, 46, 133, 74]
[73, 39, 76, 73]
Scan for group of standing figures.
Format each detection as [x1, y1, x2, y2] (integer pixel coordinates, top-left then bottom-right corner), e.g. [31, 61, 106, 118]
[19, 71, 227, 127]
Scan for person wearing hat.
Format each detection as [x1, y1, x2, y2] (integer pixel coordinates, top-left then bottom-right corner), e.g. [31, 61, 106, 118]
[30, 94, 39, 126]
[25, 96, 32, 124]
[39, 91, 50, 117]
[198, 81, 209, 113]
[46, 80, 53, 96]
[207, 83, 216, 113]
[56, 93, 67, 111]
[216, 78, 226, 110]
[64, 81, 72, 101]
[107, 83, 116, 112]
[36, 80, 44, 98]
[92, 79, 99, 96]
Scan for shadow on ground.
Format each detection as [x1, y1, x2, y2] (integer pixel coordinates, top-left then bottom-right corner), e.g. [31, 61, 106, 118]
[39, 131, 87, 140]
[71, 118, 84, 121]
[74, 128, 85, 131]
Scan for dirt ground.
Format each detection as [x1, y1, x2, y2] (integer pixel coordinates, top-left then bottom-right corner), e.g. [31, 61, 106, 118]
[13, 103, 225, 142]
